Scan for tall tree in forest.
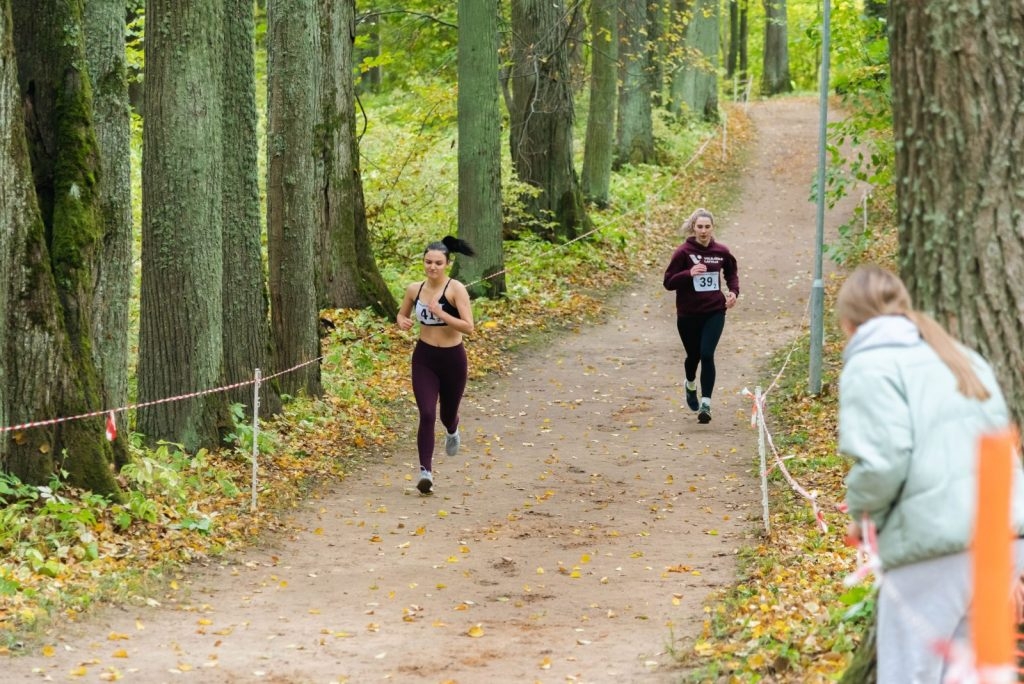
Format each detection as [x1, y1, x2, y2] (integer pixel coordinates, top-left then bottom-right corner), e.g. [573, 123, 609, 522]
[671, 0, 719, 121]
[316, 0, 396, 315]
[5, 0, 121, 493]
[508, 0, 588, 240]
[615, 0, 655, 166]
[761, 0, 792, 96]
[83, 0, 131, 413]
[581, 0, 617, 206]
[647, 0, 666, 109]
[726, 0, 750, 84]
[138, 0, 228, 451]
[457, 0, 504, 297]
[0, 0, 11, 451]
[222, 0, 281, 416]
[890, 1, 1024, 424]
[267, 0, 322, 398]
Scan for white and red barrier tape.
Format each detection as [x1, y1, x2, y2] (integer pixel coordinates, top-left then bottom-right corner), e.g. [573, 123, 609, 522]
[0, 356, 321, 437]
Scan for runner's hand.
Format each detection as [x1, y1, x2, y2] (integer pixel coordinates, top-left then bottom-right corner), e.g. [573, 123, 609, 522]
[725, 292, 737, 309]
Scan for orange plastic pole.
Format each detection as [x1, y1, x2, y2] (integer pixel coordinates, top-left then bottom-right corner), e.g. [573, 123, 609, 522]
[973, 429, 1017, 683]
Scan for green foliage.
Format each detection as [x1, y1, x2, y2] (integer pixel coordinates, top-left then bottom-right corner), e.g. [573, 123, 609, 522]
[355, 3, 458, 91]
[223, 403, 279, 457]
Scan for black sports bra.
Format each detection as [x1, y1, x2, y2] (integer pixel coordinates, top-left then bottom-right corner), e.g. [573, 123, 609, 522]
[415, 280, 460, 326]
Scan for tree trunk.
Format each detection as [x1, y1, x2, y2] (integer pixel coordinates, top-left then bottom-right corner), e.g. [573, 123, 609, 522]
[582, 0, 617, 206]
[739, 0, 749, 80]
[267, 0, 322, 398]
[138, 0, 228, 451]
[457, 0, 505, 298]
[761, 0, 792, 96]
[647, 0, 665, 109]
[616, 0, 655, 166]
[673, 0, 719, 121]
[317, 0, 396, 315]
[83, 0, 131, 425]
[509, 0, 588, 241]
[727, 0, 739, 79]
[0, 0, 12, 453]
[221, 0, 281, 417]
[6, 0, 121, 494]
[890, 1, 1024, 424]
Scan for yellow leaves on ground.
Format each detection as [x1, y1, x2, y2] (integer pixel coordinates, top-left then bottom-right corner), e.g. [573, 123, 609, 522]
[465, 624, 484, 638]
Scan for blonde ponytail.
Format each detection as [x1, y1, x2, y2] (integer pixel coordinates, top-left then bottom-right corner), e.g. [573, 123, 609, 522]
[837, 265, 991, 401]
[905, 311, 990, 401]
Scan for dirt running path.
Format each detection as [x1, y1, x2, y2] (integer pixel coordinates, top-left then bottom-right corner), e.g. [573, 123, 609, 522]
[8, 98, 858, 683]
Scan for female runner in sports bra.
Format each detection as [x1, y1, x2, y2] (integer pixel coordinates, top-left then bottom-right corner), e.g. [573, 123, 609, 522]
[396, 236, 475, 493]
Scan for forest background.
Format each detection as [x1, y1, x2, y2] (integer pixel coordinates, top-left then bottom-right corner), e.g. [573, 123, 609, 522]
[2, 0, 1023, 681]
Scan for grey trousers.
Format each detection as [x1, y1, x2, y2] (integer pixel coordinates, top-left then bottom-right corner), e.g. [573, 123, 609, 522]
[877, 539, 1024, 683]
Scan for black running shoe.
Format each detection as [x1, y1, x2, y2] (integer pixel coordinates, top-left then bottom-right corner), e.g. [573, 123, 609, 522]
[697, 404, 712, 424]
[685, 386, 700, 411]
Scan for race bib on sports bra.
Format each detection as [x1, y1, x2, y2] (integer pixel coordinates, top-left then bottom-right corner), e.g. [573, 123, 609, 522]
[692, 271, 720, 292]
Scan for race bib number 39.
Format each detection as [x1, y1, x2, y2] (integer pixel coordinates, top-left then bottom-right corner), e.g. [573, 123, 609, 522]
[693, 271, 720, 292]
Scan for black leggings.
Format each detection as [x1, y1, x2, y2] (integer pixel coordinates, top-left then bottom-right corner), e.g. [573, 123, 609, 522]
[411, 340, 467, 471]
[675, 311, 726, 399]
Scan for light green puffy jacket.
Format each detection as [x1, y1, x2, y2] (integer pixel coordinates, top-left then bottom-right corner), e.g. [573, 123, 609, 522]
[839, 315, 1024, 570]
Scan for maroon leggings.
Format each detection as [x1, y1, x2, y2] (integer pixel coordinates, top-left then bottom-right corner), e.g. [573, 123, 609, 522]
[411, 340, 467, 471]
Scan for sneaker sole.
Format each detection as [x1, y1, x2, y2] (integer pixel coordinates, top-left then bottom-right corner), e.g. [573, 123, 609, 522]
[698, 412, 711, 424]
[417, 478, 433, 494]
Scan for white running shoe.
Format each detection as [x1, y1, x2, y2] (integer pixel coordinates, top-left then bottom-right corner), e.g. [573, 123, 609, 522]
[445, 429, 461, 456]
[417, 468, 433, 494]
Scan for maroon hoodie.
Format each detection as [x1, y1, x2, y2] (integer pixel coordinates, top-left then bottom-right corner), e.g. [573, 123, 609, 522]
[663, 236, 740, 316]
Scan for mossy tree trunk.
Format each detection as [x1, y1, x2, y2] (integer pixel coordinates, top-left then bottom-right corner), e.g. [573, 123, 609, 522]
[315, 0, 396, 316]
[267, 0, 322, 398]
[890, 0, 1024, 425]
[456, 0, 505, 298]
[221, 0, 281, 417]
[83, 0, 131, 429]
[581, 0, 617, 208]
[761, 0, 792, 96]
[616, 0, 655, 166]
[138, 0, 228, 451]
[509, 0, 588, 241]
[5, 0, 121, 494]
[672, 0, 720, 121]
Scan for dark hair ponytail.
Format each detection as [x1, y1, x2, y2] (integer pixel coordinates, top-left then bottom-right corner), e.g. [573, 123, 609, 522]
[425, 235, 475, 261]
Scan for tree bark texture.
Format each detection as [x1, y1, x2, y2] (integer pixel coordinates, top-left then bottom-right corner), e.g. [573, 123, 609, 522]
[221, 0, 280, 417]
[6, 0, 120, 493]
[267, 0, 322, 398]
[83, 0, 131, 416]
[509, 0, 587, 241]
[890, 1, 1024, 424]
[0, 0, 12, 451]
[138, 0, 228, 451]
[316, 0, 395, 316]
[761, 0, 792, 96]
[457, 0, 505, 298]
[647, 0, 665, 109]
[582, 0, 617, 206]
[616, 0, 655, 166]
[674, 0, 719, 121]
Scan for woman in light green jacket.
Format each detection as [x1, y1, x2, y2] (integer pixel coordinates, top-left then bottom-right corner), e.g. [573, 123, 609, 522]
[837, 265, 1024, 683]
